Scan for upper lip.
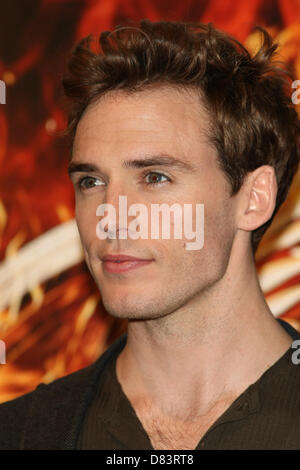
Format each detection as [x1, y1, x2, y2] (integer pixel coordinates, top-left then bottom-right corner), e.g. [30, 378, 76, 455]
[101, 254, 153, 262]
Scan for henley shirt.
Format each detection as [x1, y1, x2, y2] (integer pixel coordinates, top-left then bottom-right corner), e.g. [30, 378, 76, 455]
[77, 320, 300, 450]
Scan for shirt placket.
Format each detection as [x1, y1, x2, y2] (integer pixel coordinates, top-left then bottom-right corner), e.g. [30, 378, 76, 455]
[196, 384, 261, 449]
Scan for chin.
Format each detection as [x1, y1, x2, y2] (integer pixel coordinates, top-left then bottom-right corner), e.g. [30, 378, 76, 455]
[100, 294, 165, 321]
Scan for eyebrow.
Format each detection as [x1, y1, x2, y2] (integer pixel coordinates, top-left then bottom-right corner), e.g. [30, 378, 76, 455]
[67, 154, 195, 176]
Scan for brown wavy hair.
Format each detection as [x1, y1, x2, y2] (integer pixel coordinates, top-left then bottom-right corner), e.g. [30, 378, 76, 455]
[62, 19, 300, 254]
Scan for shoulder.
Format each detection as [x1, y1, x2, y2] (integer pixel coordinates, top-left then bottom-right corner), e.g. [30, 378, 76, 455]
[0, 333, 127, 449]
[0, 386, 37, 449]
[0, 361, 95, 449]
[276, 318, 300, 341]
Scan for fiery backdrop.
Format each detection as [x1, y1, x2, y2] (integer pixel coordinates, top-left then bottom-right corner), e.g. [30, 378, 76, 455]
[0, 0, 299, 402]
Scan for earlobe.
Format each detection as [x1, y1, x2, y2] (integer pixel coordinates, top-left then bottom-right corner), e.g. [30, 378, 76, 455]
[238, 165, 277, 231]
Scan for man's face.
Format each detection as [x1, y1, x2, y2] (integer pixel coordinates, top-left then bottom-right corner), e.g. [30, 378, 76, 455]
[70, 86, 237, 320]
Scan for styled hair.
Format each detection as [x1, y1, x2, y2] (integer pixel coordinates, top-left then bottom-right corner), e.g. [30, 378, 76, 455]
[62, 19, 300, 254]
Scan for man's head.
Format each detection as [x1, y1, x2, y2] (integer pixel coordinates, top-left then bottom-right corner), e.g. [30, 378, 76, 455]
[63, 19, 300, 254]
[63, 20, 300, 320]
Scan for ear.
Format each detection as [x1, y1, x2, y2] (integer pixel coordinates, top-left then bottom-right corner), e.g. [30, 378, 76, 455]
[237, 165, 278, 232]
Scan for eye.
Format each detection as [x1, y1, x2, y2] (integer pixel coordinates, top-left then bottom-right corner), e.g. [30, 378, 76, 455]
[144, 172, 170, 186]
[76, 176, 104, 191]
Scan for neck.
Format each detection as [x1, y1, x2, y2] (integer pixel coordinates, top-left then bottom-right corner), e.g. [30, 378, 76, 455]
[116, 241, 293, 418]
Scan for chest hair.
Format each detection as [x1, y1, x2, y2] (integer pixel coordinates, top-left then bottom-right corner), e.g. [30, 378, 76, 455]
[133, 394, 237, 450]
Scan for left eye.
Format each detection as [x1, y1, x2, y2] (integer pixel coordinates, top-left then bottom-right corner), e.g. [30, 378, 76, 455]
[145, 172, 169, 185]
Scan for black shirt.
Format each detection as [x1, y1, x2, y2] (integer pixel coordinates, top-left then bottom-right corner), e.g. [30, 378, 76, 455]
[77, 319, 300, 450]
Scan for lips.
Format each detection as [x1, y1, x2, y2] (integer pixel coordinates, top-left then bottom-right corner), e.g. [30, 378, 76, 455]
[101, 253, 153, 273]
[102, 254, 151, 262]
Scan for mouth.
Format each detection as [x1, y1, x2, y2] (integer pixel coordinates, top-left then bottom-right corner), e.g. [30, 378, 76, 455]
[101, 254, 154, 273]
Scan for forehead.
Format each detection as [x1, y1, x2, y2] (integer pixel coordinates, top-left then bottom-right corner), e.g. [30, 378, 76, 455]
[72, 86, 214, 164]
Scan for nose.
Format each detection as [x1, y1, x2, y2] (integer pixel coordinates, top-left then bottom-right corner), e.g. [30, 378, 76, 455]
[96, 183, 135, 240]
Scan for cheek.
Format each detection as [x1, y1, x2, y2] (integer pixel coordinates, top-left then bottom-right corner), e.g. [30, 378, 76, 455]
[75, 202, 100, 255]
[168, 205, 234, 285]
[206, 200, 235, 254]
[200, 209, 234, 280]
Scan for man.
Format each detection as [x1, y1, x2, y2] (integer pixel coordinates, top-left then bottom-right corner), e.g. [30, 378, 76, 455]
[0, 19, 300, 450]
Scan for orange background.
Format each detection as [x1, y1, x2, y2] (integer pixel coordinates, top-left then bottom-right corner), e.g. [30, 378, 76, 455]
[0, 0, 299, 403]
